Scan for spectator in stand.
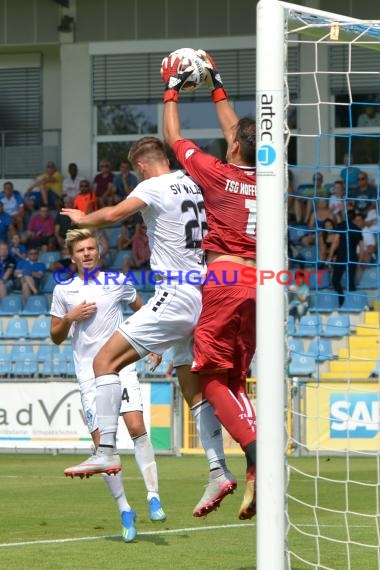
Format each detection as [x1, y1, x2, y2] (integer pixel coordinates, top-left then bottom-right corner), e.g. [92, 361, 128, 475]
[348, 171, 377, 216]
[308, 198, 337, 230]
[14, 248, 46, 304]
[8, 233, 27, 262]
[327, 211, 364, 305]
[328, 180, 346, 223]
[0, 201, 13, 242]
[288, 278, 310, 322]
[0, 242, 16, 300]
[294, 172, 329, 225]
[73, 180, 97, 214]
[318, 218, 337, 264]
[113, 160, 138, 200]
[0, 181, 25, 233]
[62, 163, 84, 201]
[25, 161, 63, 209]
[50, 245, 77, 274]
[340, 152, 361, 189]
[132, 223, 150, 269]
[93, 159, 116, 207]
[55, 196, 74, 249]
[357, 104, 380, 127]
[25, 205, 56, 251]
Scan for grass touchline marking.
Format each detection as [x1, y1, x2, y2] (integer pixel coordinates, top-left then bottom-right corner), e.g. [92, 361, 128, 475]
[0, 523, 256, 548]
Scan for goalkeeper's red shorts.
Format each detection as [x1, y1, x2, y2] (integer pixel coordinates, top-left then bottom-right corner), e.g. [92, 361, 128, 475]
[191, 261, 256, 374]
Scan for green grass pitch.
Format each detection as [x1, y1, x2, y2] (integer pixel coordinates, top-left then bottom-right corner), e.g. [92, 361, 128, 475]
[0, 454, 377, 569]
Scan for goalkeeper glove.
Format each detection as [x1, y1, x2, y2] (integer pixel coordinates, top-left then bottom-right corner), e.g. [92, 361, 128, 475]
[161, 54, 194, 103]
[196, 49, 228, 103]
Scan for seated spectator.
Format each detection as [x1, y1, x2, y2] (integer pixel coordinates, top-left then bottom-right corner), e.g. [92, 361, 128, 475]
[364, 199, 380, 234]
[288, 278, 310, 322]
[357, 104, 380, 127]
[50, 246, 77, 274]
[328, 180, 346, 223]
[25, 161, 63, 209]
[340, 152, 361, 189]
[14, 248, 46, 304]
[0, 242, 16, 300]
[132, 223, 150, 269]
[93, 159, 116, 207]
[0, 181, 25, 233]
[24, 205, 56, 251]
[62, 162, 84, 201]
[318, 218, 337, 264]
[113, 160, 138, 200]
[73, 180, 97, 214]
[294, 172, 330, 225]
[348, 171, 377, 216]
[308, 198, 337, 230]
[55, 196, 74, 249]
[8, 233, 27, 262]
[0, 201, 14, 242]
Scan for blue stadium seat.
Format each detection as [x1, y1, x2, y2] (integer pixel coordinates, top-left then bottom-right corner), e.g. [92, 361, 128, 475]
[11, 344, 34, 359]
[289, 353, 316, 376]
[139, 291, 154, 305]
[308, 270, 330, 290]
[294, 315, 322, 337]
[39, 251, 61, 269]
[321, 315, 351, 337]
[309, 292, 340, 313]
[0, 295, 22, 315]
[13, 354, 38, 377]
[338, 292, 369, 313]
[29, 317, 51, 339]
[22, 295, 49, 315]
[4, 317, 29, 339]
[40, 355, 66, 377]
[287, 316, 295, 337]
[288, 338, 304, 355]
[112, 250, 134, 271]
[298, 246, 317, 264]
[36, 344, 53, 361]
[288, 225, 311, 245]
[61, 344, 73, 360]
[41, 273, 57, 294]
[307, 338, 335, 361]
[357, 267, 380, 290]
[0, 356, 12, 377]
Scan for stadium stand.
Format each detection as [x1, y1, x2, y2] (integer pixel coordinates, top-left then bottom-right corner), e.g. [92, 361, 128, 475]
[289, 353, 316, 376]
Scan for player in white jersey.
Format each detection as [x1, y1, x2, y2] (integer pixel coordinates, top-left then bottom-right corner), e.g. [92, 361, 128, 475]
[61, 137, 236, 516]
[50, 228, 166, 543]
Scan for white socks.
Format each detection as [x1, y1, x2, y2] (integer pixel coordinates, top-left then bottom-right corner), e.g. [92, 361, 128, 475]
[133, 432, 159, 501]
[101, 472, 131, 514]
[191, 399, 226, 471]
[95, 374, 121, 448]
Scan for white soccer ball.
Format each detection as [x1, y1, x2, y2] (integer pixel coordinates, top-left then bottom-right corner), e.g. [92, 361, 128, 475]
[161, 47, 207, 93]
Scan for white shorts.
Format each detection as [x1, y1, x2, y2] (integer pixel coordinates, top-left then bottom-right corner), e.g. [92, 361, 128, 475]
[118, 282, 201, 367]
[79, 365, 143, 433]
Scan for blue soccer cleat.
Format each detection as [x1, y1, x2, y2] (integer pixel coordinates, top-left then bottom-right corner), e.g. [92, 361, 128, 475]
[149, 497, 166, 522]
[121, 509, 137, 542]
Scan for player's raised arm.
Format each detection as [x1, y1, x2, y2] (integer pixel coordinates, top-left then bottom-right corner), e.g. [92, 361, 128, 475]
[61, 196, 146, 228]
[197, 50, 239, 145]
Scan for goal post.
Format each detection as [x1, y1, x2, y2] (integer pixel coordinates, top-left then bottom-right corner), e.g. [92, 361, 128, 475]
[256, 2, 287, 570]
[256, 1, 380, 569]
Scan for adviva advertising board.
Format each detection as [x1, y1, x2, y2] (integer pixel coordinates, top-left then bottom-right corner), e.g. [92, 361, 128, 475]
[0, 382, 151, 450]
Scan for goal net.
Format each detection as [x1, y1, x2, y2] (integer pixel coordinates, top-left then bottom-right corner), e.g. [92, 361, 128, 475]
[256, 2, 380, 569]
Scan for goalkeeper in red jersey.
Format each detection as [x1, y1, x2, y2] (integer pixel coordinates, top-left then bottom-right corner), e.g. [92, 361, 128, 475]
[162, 50, 257, 520]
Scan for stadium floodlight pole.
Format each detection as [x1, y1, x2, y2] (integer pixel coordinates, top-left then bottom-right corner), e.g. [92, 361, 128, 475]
[256, 1, 287, 569]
